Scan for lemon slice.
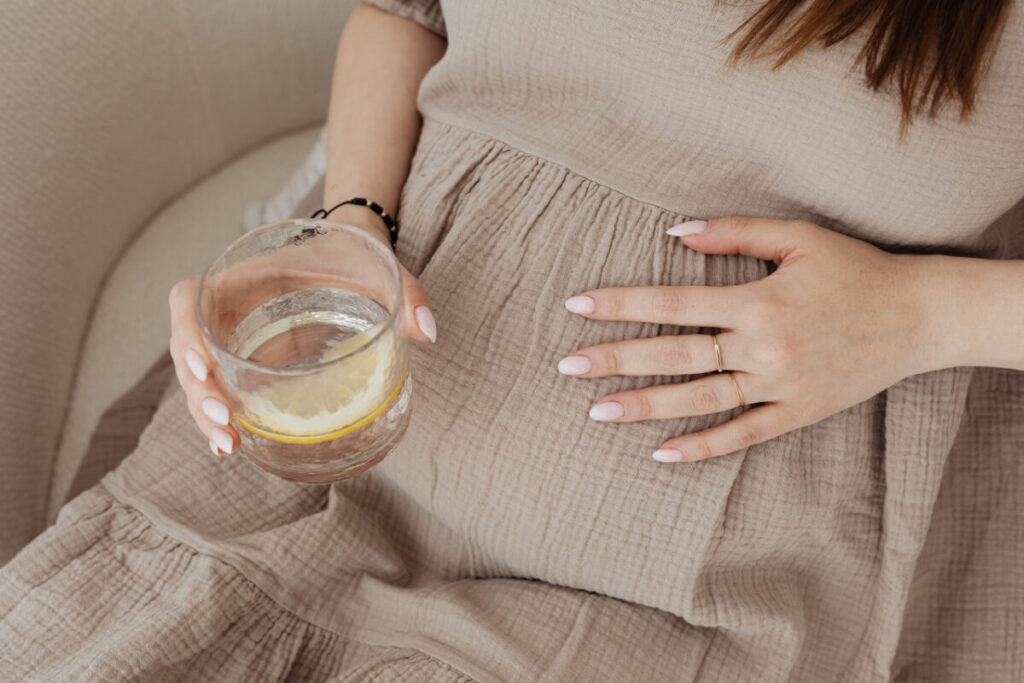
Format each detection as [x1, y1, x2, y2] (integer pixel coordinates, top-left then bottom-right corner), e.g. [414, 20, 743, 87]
[237, 322, 401, 443]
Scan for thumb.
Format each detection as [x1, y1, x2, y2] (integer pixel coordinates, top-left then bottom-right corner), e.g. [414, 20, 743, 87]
[667, 216, 809, 264]
[399, 264, 437, 343]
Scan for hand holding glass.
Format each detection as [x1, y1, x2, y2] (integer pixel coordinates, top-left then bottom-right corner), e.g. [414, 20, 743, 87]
[196, 219, 412, 483]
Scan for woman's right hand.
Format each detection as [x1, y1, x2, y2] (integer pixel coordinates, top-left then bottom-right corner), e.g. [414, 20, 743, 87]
[167, 219, 437, 456]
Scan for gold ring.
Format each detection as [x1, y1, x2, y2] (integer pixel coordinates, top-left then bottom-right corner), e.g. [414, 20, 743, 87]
[729, 373, 747, 407]
[712, 335, 724, 372]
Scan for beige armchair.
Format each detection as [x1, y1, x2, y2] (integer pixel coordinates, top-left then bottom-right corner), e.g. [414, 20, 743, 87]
[0, 0, 358, 563]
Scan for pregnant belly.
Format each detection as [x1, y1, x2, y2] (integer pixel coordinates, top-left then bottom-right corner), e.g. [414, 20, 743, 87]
[373, 119, 893, 616]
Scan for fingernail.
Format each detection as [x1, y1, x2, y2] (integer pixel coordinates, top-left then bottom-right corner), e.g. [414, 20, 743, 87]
[201, 398, 230, 426]
[209, 439, 221, 456]
[653, 448, 684, 463]
[565, 295, 595, 314]
[666, 220, 708, 237]
[589, 401, 624, 421]
[210, 427, 234, 454]
[186, 348, 208, 382]
[557, 355, 592, 375]
[415, 305, 437, 343]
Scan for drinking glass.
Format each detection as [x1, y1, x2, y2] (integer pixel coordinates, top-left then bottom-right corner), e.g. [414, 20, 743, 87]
[196, 218, 411, 483]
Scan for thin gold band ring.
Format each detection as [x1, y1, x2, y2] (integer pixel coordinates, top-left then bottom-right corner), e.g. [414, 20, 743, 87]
[712, 334, 724, 373]
[729, 373, 747, 407]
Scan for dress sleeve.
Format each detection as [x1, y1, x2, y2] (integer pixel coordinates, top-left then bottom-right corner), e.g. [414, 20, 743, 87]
[361, 0, 447, 39]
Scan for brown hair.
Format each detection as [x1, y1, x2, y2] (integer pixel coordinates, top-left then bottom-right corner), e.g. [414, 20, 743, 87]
[722, 0, 1013, 133]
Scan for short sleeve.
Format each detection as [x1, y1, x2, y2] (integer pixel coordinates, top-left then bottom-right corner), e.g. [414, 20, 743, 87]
[362, 0, 446, 39]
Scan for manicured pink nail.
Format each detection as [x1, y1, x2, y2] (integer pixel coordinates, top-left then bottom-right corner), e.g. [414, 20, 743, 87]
[209, 439, 221, 456]
[589, 401, 624, 421]
[415, 305, 437, 343]
[185, 348, 208, 382]
[557, 355, 592, 375]
[210, 427, 234, 454]
[666, 220, 708, 237]
[565, 296, 595, 314]
[653, 448, 684, 462]
[201, 398, 230, 426]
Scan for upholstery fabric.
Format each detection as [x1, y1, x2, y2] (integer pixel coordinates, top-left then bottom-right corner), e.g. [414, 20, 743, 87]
[0, 0, 357, 562]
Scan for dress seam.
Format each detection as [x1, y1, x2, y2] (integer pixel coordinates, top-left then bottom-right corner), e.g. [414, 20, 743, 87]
[421, 113, 696, 222]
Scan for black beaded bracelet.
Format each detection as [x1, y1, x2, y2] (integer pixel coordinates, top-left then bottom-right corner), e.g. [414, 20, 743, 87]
[311, 197, 398, 252]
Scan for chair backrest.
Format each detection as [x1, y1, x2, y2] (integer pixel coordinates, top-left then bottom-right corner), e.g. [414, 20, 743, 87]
[0, 0, 358, 563]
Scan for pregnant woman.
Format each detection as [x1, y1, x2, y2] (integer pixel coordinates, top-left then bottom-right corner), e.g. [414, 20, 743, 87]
[3, 1, 1023, 680]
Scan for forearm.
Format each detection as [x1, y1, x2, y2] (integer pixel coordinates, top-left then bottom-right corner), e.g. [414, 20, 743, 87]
[323, 2, 446, 241]
[910, 254, 1024, 371]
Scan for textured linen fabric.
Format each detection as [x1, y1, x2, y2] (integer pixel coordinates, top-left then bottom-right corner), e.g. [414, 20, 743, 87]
[63, 353, 177, 507]
[4, 0, 1024, 681]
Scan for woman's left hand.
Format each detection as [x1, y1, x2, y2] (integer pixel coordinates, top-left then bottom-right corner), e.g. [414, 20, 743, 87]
[559, 216, 946, 463]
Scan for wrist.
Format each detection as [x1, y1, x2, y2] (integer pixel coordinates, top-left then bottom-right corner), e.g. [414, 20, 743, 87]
[901, 253, 1002, 371]
[898, 254, 968, 373]
[318, 201, 393, 247]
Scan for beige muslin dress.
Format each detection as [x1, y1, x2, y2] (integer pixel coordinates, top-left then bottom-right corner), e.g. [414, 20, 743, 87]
[2, 1, 1023, 681]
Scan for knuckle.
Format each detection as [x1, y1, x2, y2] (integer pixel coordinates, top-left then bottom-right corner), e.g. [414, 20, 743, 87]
[598, 346, 623, 374]
[656, 339, 691, 372]
[653, 289, 685, 317]
[169, 279, 187, 305]
[736, 427, 763, 449]
[689, 386, 721, 413]
[712, 215, 745, 233]
[691, 440, 715, 461]
[600, 291, 623, 318]
[169, 278, 198, 312]
[630, 392, 655, 419]
[732, 216, 754, 233]
[717, 215, 752, 235]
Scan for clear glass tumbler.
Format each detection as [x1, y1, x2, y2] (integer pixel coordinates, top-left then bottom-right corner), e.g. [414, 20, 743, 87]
[196, 218, 411, 483]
